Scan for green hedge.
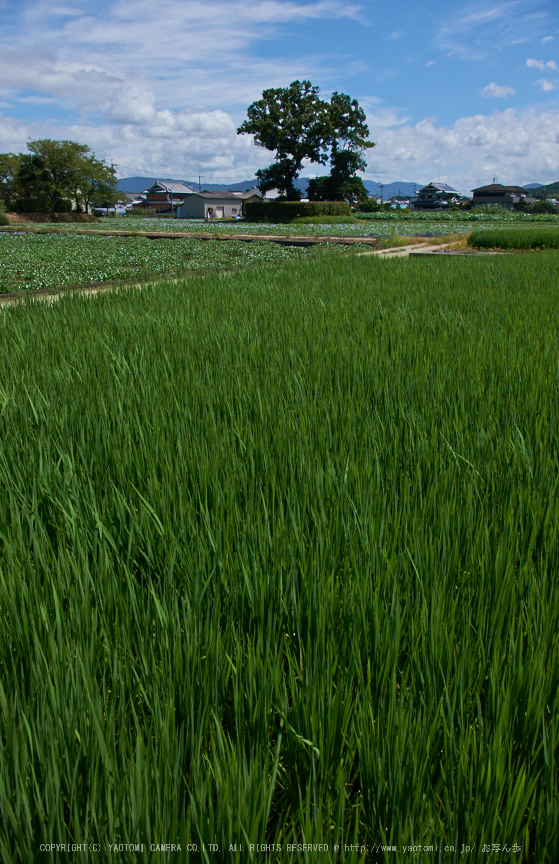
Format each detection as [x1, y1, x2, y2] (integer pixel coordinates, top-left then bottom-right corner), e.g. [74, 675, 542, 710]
[244, 200, 352, 222]
[469, 227, 559, 249]
[6, 211, 99, 224]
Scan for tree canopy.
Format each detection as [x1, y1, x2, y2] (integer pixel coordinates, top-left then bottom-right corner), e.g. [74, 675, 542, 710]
[0, 140, 118, 213]
[237, 81, 374, 202]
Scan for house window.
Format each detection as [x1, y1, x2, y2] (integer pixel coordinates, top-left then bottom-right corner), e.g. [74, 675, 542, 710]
[232, 208, 237, 213]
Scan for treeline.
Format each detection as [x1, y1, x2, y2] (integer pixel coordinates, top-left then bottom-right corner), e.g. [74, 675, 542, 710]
[0, 140, 118, 213]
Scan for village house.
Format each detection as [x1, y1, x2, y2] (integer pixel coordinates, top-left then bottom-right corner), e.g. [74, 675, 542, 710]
[471, 184, 537, 210]
[131, 181, 199, 213]
[411, 183, 462, 211]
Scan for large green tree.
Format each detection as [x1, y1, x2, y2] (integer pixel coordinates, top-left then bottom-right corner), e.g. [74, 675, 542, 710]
[307, 92, 375, 203]
[0, 153, 21, 210]
[237, 80, 331, 200]
[26, 139, 118, 212]
[14, 153, 70, 213]
[238, 82, 374, 202]
[1, 140, 118, 213]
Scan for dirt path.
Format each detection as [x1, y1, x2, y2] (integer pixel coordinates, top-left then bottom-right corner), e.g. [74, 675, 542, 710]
[357, 242, 453, 258]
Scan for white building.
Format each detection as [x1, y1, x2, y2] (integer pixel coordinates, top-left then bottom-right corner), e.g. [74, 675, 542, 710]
[175, 189, 264, 219]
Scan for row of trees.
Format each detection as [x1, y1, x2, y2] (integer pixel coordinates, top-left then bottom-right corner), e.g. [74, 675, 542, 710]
[0, 140, 118, 213]
[237, 81, 374, 203]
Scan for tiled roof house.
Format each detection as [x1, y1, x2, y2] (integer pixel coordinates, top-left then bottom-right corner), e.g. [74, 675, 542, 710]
[411, 182, 462, 210]
[471, 184, 537, 209]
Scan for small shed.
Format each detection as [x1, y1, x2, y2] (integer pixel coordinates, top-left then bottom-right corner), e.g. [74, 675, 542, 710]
[175, 189, 263, 219]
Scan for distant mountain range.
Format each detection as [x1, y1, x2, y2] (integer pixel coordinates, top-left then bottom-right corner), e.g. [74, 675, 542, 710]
[116, 176, 421, 199]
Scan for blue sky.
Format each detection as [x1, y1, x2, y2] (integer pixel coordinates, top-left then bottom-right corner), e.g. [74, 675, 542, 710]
[1, 0, 558, 192]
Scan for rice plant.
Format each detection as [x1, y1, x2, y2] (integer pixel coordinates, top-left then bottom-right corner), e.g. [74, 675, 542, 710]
[469, 227, 559, 250]
[0, 252, 558, 863]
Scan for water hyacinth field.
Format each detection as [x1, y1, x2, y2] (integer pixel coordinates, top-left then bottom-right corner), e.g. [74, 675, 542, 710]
[0, 231, 359, 293]
[1, 252, 558, 862]
[15, 215, 476, 238]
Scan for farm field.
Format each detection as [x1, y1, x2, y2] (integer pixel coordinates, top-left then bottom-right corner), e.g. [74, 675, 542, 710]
[0, 231, 358, 293]
[8, 215, 476, 238]
[1, 253, 558, 862]
[43, 211, 559, 237]
[469, 226, 559, 250]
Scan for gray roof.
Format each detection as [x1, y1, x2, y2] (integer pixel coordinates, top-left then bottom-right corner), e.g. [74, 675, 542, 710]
[420, 182, 460, 194]
[472, 184, 529, 194]
[184, 190, 263, 200]
[145, 181, 198, 194]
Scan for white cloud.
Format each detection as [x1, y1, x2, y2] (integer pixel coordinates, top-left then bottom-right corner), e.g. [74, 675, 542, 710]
[425, 60, 436, 66]
[526, 58, 557, 71]
[0, 0, 374, 182]
[481, 82, 516, 97]
[542, 35, 554, 43]
[364, 107, 410, 128]
[536, 78, 557, 91]
[363, 108, 559, 194]
[0, 108, 269, 181]
[435, 2, 550, 59]
[0, 0, 362, 116]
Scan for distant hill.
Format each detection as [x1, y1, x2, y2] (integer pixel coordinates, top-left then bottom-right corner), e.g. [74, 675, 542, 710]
[527, 181, 559, 199]
[116, 177, 263, 194]
[117, 176, 421, 198]
[523, 183, 543, 189]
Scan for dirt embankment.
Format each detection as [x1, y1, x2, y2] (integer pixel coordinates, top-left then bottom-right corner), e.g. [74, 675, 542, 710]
[6, 212, 99, 224]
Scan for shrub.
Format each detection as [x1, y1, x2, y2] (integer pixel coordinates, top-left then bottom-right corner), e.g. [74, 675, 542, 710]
[125, 207, 169, 218]
[469, 227, 559, 249]
[244, 200, 351, 222]
[14, 211, 99, 224]
[470, 203, 509, 215]
[15, 197, 72, 214]
[357, 198, 391, 213]
[0, 200, 8, 226]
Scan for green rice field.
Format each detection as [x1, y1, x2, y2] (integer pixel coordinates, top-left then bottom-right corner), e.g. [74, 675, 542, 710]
[0, 231, 355, 293]
[469, 227, 559, 250]
[0, 252, 558, 862]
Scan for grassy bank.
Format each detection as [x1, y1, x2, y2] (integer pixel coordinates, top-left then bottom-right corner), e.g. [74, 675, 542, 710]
[1, 253, 558, 862]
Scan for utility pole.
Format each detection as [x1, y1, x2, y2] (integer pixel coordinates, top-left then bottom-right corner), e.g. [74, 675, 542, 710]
[379, 184, 384, 203]
[199, 176, 201, 193]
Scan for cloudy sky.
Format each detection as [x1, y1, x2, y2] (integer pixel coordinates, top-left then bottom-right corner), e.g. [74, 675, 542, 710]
[1, 0, 558, 192]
